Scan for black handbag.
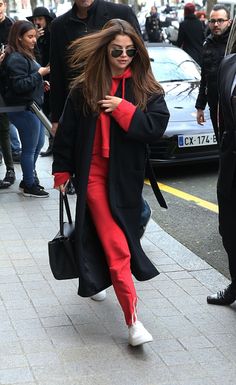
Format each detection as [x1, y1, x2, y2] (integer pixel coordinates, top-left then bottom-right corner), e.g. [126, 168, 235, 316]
[48, 192, 79, 280]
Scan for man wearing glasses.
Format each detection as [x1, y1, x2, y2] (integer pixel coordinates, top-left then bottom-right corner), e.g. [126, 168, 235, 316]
[195, 5, 231, 142]
[206, 20, 236, 306]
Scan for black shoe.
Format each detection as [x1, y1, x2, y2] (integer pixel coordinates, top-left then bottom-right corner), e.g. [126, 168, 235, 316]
[0, 179, 10, 189]
[207, 284, 236, 305]
[40, 146, 53, 157]
[23, 184, 49, 198]
[12, 152, 21, 164]
[3, 169, 16, 185]
[19, 180, 45, 191]
[66, 181, 76, 195]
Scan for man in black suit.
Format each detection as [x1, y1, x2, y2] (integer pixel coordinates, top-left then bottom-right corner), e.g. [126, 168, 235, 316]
[207, 52, 236, 305]
[50, 0, 140, 136]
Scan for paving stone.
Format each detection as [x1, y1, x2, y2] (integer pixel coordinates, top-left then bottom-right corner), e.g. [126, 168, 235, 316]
[0, 367, 34, 384]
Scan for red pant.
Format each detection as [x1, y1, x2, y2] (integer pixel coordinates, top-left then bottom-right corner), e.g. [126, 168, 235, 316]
[87, 155, 137, 325]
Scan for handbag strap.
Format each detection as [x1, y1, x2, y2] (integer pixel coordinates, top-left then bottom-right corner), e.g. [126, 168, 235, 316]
[59, 192, 73, 236]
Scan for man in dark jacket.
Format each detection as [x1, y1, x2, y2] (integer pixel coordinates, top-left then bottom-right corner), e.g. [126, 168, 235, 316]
[176, 2, 205, 66]
[50, 0, 140, 197]
[207, 51, 236, 306]
[50, 0, 140, 135]
[195, 5, 231, 141]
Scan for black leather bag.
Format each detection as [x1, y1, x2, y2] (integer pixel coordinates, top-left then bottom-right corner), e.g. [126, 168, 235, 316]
[48, 192, 79, 280]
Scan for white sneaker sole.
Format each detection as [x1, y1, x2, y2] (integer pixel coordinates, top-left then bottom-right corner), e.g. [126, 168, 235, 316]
[23, 192, 49, 198]
[129, 334, 153, 347]
[90, 290, 107, 301]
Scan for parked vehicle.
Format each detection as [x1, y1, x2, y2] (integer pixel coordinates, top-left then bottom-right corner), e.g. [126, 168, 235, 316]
[147, 44, 218, 166]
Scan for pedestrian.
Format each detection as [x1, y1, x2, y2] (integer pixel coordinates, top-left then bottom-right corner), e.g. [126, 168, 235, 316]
[2, 20, 50, 197]
[0, 0, 16, 189]
[145, 6, 162, 43]
[26, 6, 55, 157]
[176, 3, 205, 66]
[195, 4, 231, 142]
[207, 42, 236, 306]
[52, 19, 169, 345]
[195, 10, 208, 37]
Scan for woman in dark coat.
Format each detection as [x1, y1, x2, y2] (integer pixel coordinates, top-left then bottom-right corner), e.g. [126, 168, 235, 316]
[176, 3, 205, 66]
[52, 19, 169, 346]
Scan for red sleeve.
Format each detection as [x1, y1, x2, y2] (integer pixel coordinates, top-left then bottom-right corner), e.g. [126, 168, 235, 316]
[53, 172, 70, 188]
[111, 99, 136, 132]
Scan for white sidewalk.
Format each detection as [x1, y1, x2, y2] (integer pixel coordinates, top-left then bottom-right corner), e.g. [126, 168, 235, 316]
[0, 155, 235, 385]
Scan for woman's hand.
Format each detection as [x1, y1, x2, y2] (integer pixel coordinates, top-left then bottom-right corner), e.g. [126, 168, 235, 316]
[97, 95, 122, 113]
[57, 180, 70, 195]
[44, 80, 50, 92]
[38, 65, 50, 77]
[0, 52, 5, 64]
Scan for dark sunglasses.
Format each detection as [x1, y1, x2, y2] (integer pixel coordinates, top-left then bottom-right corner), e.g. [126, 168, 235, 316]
[111, 48, 137, 58]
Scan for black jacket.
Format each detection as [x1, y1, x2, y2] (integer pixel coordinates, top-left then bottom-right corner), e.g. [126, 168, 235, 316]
[217, 54, 236, 198]
[36, 28, 50, 67]
[0, 16, 14, 46]
[52, 80, 169, 296]
[50, 0, 141, 122]
[145, 14, 161, 42]
[176, 14, 205, 66]
[195, 28, 230, 111]
[3, 52, 44, 107]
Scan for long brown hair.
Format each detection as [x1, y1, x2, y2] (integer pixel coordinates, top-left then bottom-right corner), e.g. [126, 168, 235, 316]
[69, 18, 163, 112]
[5, 20, 36, 60]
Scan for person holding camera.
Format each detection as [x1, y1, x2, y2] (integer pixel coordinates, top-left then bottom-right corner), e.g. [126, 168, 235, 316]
[27, 7, 55, 157]
[2, 20, 50, 197]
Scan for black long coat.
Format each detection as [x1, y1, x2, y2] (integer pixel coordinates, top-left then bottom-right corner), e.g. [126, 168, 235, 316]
[50, 0, 141, 122]
[217, 54, 236, 198]
[176, 14, 204, 66]
[52, 79, 170, 297]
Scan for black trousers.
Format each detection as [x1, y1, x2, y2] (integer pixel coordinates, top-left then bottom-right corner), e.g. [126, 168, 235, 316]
[218, 187, 236, 283]
[209, 105, 219, 143]
[0, 113, 14, 170]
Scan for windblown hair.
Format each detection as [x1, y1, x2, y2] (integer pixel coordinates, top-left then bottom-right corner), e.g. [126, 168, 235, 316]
[69, 18, 163, 112]
[5, 20, 36, 60]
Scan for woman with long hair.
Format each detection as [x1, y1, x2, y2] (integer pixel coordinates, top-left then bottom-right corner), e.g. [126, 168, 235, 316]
[3, 20, 50, 197]
[52, 19, 169, 346]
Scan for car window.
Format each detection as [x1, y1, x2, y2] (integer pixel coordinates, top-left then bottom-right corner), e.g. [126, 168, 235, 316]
[148, 47, 201, 82]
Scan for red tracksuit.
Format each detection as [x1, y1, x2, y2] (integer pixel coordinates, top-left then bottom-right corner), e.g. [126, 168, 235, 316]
[54, 69, 138, 325]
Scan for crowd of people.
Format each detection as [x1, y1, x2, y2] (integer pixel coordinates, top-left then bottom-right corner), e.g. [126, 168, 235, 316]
[0, 0, 236, 345]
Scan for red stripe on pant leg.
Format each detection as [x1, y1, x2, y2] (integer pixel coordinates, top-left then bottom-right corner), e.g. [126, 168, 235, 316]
[87, 155, 137, 325]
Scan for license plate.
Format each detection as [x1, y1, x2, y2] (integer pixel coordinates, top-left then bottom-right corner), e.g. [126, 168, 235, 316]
[178, 133, 217, 148]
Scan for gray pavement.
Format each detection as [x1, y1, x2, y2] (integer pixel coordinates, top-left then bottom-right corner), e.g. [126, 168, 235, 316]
[0, 154, 236, 385]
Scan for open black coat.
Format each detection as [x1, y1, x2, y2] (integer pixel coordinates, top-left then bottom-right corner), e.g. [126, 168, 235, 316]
[52, 79, 170, 297]
[217, 54, 236, 198]
[50, 0, 141, 122]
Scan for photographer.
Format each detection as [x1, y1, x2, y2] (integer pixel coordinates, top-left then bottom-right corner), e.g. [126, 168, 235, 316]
[27, 7, 54, 156]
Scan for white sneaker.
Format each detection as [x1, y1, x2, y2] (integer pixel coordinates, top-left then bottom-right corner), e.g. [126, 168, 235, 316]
[128, 320, 153, 346]
[90, 290, 107, 301]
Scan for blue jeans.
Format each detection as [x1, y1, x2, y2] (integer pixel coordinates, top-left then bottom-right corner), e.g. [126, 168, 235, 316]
[8, 111, 45, 186]
[10, 123, 21, 153]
